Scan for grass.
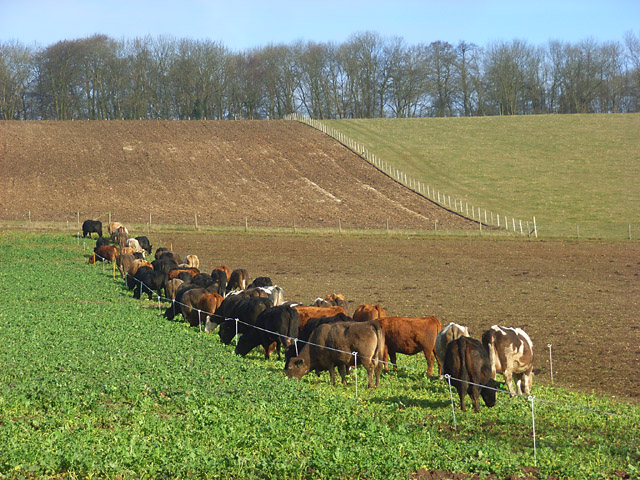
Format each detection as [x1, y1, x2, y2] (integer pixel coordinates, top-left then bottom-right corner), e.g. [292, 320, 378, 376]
[323, 114, 640, 239]
[1, 231, 638, 479]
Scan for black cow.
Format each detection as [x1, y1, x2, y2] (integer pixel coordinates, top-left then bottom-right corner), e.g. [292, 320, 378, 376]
[248, 276, 272, 289]
[135, 236, 152, 255]
[152, 256, 178, 275]
[95, 236, 110, 249]
[82, 220, 102, 238]
[133, 269, 167, 300]
[235, 304, 300, 359]
[443, 336, 500, 413]
[218, 297, 272, 345]
[209, 269, 228, 296]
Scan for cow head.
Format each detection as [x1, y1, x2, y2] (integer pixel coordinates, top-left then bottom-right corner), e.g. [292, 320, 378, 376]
[285, 356, 309, 380]
[481, 379, 500, 407]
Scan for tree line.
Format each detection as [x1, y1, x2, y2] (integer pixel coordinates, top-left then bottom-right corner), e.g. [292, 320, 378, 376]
[1, 31, 639, 120]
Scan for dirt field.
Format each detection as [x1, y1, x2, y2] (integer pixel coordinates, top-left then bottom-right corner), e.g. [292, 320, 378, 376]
[1, 120, 638, 405]
[156, 231, 640, 405]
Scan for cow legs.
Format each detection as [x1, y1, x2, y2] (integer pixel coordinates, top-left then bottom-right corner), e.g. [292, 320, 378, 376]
[468, 384, 481, 413]
[328, 366, 337, 385]
[337, 364, 348, 385]
[388, 350, 398, 372]
[503, 371, 516, 396]
[423, 349, 435, 376]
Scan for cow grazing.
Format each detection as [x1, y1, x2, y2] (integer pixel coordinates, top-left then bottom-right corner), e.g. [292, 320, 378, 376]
[95, 237, 110, 249]
[114, 229, 129, 250]
[294, 305, 346, 330]
[235, 304, 300, 359]
[184, 254, 200, 269]
[213, 265, 231, 281]
[108, 222, 124, 238]
[377, 316, 442, 375]
[152, 256, 179, 275]
[135, 236, 152, 254]
[92, 245, 118, 263]
[82, 220, 102, 238]
[286, 320, 385, 389]
[193, 293, 224, 329]
[444, 336, 499, 413]
[248, 276, 272, 289]
[284, 312, 352, 369]
[116, 253, 136, 278]
[126, 238, 144, 255]
[435, 322, 471, 377]
[209, 269, 228, 295]
[353, 304, 386, 322]
[165, 278, 184, 301]
[226, 268, 249, 292]
[482, 325, 534, 397]
[133, 269, 167, 300]
[218, 297, 273, 344]
[168, 268, 200, 280]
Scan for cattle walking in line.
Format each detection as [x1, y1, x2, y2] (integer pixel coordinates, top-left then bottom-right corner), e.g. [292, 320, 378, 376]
[82, 220, 102, 238]
[482, 325, 534, 397]
[377, 316, 442, 375]
[286, 320, 385, 389]
[443, 336, 500, 413]
[435, 322, 470, 377]
[353, 304, 386, 322]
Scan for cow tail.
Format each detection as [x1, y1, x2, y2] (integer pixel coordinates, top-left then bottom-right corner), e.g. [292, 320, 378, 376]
[374, 322, 385, 367]
[483, 331, 498, 380]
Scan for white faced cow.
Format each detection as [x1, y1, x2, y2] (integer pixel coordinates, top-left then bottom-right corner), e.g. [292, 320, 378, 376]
[435, 322, 470, 377]
[481, 325, 534, 397]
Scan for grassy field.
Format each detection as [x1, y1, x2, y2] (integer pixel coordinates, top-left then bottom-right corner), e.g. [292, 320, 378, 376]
[323, 114, 640, 239]
[0, 231, 638, 479]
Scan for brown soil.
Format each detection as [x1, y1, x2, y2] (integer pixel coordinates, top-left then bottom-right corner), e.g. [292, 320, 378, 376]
[1, 120, 638, 405]
[0, 120, 476, 230]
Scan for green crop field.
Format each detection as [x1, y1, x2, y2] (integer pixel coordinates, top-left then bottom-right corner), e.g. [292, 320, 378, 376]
[1, 232, 638, 479]
[323, 114, 640, 240]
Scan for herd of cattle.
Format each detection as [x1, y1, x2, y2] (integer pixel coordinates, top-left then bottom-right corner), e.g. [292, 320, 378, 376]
[83, 219, 536, 413]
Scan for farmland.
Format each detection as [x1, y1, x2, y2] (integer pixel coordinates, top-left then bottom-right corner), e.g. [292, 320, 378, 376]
[324, 114, 640, 239]
[0, 232, 638, 479]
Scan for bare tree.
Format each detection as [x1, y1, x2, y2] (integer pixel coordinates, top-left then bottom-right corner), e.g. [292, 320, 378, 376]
[0, 40, 35, 119]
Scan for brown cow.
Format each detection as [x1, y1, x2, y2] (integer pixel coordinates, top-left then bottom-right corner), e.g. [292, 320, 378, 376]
[192, 293, 224, 328]
[353, 304, 386, 322]
[91, 245, 118, 263]
[168, 268, 200, 280]
[294, 305, 346, 330]
[114, 229, 129, 250]
[377, 316, 442, 375]
[226, 268, 249, 292]
[108, 222, 123, 238]
[116, 253, 136, 278]
[286, 320, 385, 389]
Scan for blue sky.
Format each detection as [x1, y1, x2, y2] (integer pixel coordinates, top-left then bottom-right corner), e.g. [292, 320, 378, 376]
[1, 0, 638, 50]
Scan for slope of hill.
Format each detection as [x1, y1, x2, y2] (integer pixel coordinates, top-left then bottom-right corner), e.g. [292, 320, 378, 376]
[0, 120, 476, 231]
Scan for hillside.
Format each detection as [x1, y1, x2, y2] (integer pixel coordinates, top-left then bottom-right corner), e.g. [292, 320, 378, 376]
[0, 120, 476, 231]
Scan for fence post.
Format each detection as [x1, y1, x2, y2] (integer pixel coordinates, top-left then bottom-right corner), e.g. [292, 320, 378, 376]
[445, 375, 457, 430]
[529, 396, 537, 466]
[547, 343, 554, 384]
[352, 351, 358, 399]
[245, 217, 248, 232]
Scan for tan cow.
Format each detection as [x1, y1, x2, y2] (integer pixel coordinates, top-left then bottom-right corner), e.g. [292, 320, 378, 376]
[377, 316, 442, 375]
[353, 304, 386, 322]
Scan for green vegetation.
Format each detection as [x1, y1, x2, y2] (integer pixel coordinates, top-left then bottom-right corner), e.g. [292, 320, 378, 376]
[324, 114, 640, 239]
[1, 232, 638, 479]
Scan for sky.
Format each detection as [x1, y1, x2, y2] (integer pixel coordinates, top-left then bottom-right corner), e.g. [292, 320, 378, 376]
[0, 0, 638, 51]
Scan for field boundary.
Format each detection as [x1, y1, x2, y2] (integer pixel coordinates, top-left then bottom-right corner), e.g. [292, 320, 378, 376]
[285, 113, 537, 237]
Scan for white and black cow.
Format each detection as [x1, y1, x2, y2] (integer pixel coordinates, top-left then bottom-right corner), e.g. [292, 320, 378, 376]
[435, 322, 470, 377]
[481, 325, 534, 397]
